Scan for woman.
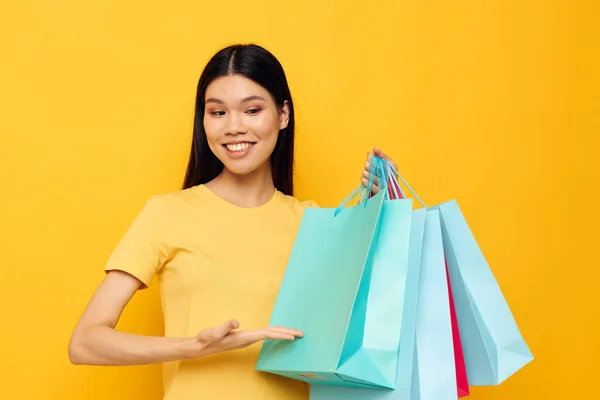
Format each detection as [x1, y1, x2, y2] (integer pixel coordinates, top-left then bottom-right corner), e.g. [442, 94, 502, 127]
[68, 43, 396, 400]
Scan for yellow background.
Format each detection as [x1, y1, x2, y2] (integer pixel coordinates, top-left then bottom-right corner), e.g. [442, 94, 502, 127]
[1, 0, 597, 399]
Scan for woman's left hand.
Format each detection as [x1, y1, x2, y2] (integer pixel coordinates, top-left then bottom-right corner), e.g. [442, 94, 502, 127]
[362, 146, 397, 195]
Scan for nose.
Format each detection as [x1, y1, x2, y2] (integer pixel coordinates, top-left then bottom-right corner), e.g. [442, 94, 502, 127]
[224, 111, 248, 136]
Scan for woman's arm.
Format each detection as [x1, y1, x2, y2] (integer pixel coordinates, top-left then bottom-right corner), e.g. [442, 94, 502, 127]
[68, 270, 302, 366]
[68, 270, 194, 366]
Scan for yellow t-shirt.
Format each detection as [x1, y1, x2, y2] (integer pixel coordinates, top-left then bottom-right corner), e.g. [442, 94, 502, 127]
[104, 184, 318, 400]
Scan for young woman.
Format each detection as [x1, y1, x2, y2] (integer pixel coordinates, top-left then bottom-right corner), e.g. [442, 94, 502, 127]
[68, 43, 396, 400]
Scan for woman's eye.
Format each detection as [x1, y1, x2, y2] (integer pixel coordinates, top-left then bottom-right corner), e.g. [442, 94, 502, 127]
[209, 110, 225, 116]
[246, 108, 261, 115]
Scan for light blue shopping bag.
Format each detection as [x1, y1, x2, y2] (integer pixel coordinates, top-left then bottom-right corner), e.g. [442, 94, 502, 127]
[390, 163, 534, 386]
[256, 158, 413, 389]
[411, 209, 458, 400]
[309, 168, 458, 400]
[431, 201, 534, 385]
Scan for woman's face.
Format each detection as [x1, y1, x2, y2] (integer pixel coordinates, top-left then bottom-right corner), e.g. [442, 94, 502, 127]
[203, 74, 289, 176]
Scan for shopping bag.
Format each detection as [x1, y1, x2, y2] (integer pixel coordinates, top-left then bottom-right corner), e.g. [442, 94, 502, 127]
[309, 207, 426, 400]
[256, 157, 413, 389]
[431, 201, 534, 385]
[387, 167, 470, 398]
[445, 259, 470, 397]
[309, 163, 457, 400]
[411, 209, 459, 400]
[387, 162, 534, 386]
[392, 173, 470, 397]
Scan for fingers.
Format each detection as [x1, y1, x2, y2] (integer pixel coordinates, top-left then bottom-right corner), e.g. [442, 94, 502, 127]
[264, 327, 303, 341]
[263, 330, 295, 341]
[365, 155, 393, 175]
[196, 323, 303, 356]
[362, 178, 380, 194]
[368, 148, 394, 165]
[365, 149, 392, 194]
[198, 319, 239, 344]
[361, 169, 380, 193]
[269, 326, 304, 338]
[234, 328, 297, 346]
[373, 146, 397, 169]
[252, 326, 303, 342]
[215, 319, 239, 337]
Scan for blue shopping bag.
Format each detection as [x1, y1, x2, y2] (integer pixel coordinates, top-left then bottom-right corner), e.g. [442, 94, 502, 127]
[411, 209, 459, 400]
[256, 158, 413, 389]
[309, 166, 458, 400]
[431, 201, 534, 385]
[390, 163, 534, 386]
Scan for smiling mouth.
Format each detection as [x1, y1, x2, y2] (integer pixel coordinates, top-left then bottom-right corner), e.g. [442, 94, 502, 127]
[224, 142, 255, 152]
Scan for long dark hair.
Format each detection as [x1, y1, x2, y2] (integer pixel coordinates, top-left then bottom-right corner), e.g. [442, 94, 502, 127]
[183, 44, 295, 196]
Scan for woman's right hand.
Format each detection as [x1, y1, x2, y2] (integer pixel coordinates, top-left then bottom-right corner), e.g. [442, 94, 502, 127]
[190, 319, 303, 358]
[69, 270, 303, 366]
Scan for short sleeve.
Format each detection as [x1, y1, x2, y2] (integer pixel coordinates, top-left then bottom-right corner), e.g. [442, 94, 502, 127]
[302, 200, 319, 208]
[104, 196, 170, 288]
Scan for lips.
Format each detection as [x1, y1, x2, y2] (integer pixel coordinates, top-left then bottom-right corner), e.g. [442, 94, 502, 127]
[224, 142, 255, 152]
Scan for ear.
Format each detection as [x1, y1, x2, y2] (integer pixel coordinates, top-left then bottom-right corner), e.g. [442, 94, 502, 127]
[279, 100, 290, 130]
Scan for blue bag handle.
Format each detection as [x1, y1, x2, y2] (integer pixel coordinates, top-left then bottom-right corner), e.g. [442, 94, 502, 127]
[334, 156, 389, 216]
[383, 161, 405, 200]
[385, 162, 427, 208]
[352, 157, 427, 209]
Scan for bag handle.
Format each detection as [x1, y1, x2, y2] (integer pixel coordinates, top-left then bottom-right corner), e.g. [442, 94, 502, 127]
[365, 161, 404, 201]
[358, 157, 427, 208]
[384, 161, 405, 200]
[386, 161, 427, 208]
[334, 156, 389, 216]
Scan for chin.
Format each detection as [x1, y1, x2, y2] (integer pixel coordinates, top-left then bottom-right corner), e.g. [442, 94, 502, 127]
[220, 158, 264, 176]
[225, 164, 258, 176]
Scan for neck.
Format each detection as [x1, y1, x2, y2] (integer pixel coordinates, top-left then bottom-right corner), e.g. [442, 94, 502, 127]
[205, 161, 276, 208]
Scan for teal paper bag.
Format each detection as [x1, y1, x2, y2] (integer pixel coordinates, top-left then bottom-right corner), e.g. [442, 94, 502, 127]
[256, 160, 413, 389]
[309, 181, 458, 400]
[309, 207, 427, 399]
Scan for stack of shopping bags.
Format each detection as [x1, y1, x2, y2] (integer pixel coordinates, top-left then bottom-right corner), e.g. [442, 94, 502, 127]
[255, 156, 533, 399]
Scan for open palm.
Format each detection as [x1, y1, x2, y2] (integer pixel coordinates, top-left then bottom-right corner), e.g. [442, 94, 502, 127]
[194, 319, 303, 357]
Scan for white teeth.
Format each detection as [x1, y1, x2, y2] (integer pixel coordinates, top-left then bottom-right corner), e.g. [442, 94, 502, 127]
[225, 142, 251, 152]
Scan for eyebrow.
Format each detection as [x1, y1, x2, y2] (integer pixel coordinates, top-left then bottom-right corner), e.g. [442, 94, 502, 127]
[205, 95, 266, 105]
